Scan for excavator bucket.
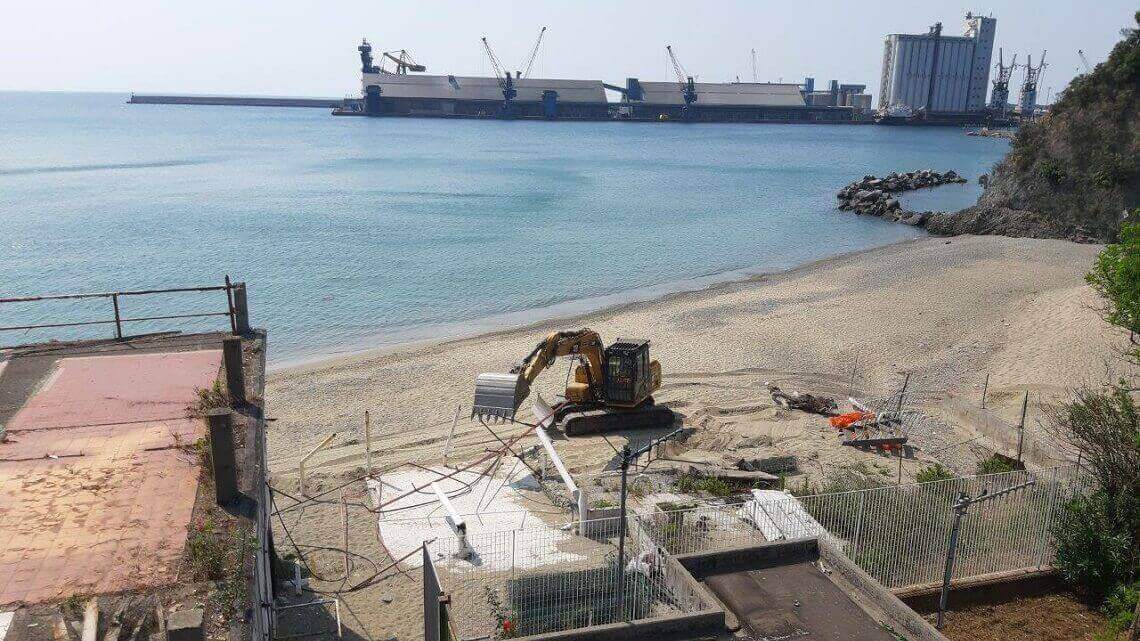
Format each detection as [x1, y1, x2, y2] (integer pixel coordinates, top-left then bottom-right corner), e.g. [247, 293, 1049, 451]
[472, 372, 528, 422]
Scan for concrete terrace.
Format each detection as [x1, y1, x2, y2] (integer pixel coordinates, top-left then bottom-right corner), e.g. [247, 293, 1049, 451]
[0, 333, 230, 606]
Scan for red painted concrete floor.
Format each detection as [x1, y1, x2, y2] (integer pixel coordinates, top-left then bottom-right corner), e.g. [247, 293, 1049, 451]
[0, 350, 221, 606]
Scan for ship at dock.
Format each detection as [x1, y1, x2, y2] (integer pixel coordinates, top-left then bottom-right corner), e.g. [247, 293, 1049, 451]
[347, 39, 873, 124]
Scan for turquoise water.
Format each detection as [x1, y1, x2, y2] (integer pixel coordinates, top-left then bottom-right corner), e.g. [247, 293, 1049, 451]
[0, 92, 1008, 363]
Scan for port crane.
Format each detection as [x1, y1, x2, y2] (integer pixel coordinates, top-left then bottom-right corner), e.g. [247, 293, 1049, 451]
[481, 36, 518, 108]
[666, 45, 698, 115]
[521, 26, 547, 79]
[1018, 51, 1047, 116]
[1078, 49, 1092, 73]
[988, 48, 1016, 114]
[481, 27, 548, 116]
[382, 49, 426, 74]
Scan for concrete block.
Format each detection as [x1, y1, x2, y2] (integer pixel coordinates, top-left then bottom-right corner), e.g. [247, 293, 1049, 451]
[232, 284, 251, 335]
[165, 609, 204, 641]
[222, 337, 245, 402]
[208, 409, 239, 505]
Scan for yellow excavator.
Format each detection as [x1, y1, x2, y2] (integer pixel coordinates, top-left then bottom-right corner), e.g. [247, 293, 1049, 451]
[471, 329, 675, 435]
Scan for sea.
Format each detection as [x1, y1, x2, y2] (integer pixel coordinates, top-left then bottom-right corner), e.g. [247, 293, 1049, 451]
[0, 92, 1010, 365]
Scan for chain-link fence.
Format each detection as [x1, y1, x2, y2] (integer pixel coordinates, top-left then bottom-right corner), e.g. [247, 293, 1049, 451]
[428, 516, 707, 639]
[651, 465, 1088, 589]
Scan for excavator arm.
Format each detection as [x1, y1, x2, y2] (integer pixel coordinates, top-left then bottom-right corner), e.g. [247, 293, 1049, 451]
[514, 329, 604, 388]
[473, 328, 604, 421]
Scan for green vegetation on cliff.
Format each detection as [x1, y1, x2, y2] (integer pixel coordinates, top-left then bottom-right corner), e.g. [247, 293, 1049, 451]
[927, 12, 1140, 242]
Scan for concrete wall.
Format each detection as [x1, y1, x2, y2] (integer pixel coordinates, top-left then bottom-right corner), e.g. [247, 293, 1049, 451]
[941, 393, 1073, 468]
[817, 540, 949, 641]
[897, 568, 1061, 613]
[676, 539, 818, 578]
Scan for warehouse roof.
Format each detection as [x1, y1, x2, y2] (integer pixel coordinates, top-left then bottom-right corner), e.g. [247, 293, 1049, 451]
[635, 82, 806, 107]
[362, 73, 608, 103]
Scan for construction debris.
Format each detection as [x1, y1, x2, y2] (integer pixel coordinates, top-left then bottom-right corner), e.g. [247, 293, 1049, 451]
[685, 463, 779, 485]
[767, 385, 837, 416]
[736, 456, 798, 475]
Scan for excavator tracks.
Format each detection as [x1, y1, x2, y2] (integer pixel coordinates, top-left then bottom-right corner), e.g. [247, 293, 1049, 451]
[559, 399, 676, 436]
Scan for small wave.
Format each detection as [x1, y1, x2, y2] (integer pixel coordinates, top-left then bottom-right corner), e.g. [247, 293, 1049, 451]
[0, 159, 209, 177]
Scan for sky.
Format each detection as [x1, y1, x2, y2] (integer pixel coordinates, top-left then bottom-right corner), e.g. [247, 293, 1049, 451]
[1, 0, 1134, 104]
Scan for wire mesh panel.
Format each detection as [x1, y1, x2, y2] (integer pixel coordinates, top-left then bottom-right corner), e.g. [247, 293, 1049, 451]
[648, 466, 1087, 590]
[428, 516, 702, 639]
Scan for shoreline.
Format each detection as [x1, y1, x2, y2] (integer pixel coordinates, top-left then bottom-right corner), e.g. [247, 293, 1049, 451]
[265, 234, 1111, 479]
[269, 236, 928, 374]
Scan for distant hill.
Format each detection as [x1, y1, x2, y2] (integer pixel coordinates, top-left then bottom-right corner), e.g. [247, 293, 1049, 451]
[927, 12, 1140, 242]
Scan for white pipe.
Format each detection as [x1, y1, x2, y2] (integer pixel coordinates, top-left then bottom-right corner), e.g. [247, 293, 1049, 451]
[535, 425, 582, 507]
[431, 481, 471, 558]
[299, 432, 337, 496]
[532, 396, 588, 527]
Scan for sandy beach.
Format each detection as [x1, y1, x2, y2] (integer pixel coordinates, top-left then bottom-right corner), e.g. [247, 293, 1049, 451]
[264, 234, 1119, 641]
[266, 235, 1114, 474]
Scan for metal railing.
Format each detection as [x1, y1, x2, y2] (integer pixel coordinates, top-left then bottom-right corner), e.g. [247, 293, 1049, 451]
[0, 277, 245, 343]
[429, 515, 706, 640]
[650, 466, 1089, 590]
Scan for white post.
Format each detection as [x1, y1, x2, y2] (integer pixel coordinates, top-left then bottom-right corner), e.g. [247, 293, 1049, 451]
[299, 433, 337, 496]
[443, 404, 461, 465]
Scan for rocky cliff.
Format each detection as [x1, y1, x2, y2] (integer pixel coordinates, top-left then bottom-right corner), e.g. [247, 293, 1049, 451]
[928, 12, 1140, 242]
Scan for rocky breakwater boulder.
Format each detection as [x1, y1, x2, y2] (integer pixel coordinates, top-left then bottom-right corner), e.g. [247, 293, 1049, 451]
[836, 170, 968, 226]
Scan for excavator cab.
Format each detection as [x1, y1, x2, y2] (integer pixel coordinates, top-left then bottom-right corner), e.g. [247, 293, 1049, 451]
[603, 338, 656, 407]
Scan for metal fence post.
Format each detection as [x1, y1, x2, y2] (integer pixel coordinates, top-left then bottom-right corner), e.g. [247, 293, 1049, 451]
[225, 275, 238, 333]
[1036, 466, 1060, 569]
[851, 491, 866, 562]
[112, 293, 123, 339]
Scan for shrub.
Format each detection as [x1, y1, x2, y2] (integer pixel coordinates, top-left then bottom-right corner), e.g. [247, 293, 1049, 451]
[1086, 223, 1140, 362]
[1036, 158, 1068, 185]
[916, 463, 954, 483]
[675, 474, 732, 497]
[1052, 491, 1138, 602]
[976, 454, 1017, 475]
[1104, 581, 1139, 631]
[195, 378, 229, 414]
[1091, 153, 1135, 188]
[187, 518, 230, 581]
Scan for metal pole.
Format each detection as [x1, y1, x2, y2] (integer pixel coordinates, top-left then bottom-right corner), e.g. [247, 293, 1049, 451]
[851, 491, 866, 562]
[937, 493, 968, 629]
[980, 373, 989, 408]
[616, 445, 631, 622]
[897, 446, 904, 485]
[364, 411, 373, 477]
[1016, 391, 1029, 463]
[896, 373, 911, 413]
[112, 294, 123, 339]
[615, 444, 633, 620]
[1036, 466, 1059, 569]
[225, 275, 237, 334]
[342, 492, 350, 576]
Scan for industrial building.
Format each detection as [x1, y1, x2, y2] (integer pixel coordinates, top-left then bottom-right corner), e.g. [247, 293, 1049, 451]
[612, 79, 856, 123]
[353, 38, 870, 124]
[361, 72, 611, 119]
[878, 12, 996, 114]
